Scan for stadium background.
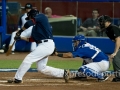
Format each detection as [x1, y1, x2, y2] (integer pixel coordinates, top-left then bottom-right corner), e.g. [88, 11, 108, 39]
[0, 0, 119, 53]
[0, 1, 119, 89]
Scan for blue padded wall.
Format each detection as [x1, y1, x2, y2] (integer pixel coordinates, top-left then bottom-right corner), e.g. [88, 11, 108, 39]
[15, 40, 31, 52]
[53, 36, 115, 54]
[112, 18, 119, 26]
[53, 36, 73, 52]
[4, 35, 115, 54]
[87, 37, 115, 54]
[3, 34, 31, 52]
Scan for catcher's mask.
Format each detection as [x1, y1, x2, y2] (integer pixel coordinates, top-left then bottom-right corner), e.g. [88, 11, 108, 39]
[72, 35, 86, 51]
[98, 15, 112, 29]
[26, 9, 39, 20]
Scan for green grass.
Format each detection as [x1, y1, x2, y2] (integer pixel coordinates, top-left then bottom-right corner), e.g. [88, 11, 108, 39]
[47, 60, 82, 69]
[0, 60, 23, 68]
[0, 60, 113, 70]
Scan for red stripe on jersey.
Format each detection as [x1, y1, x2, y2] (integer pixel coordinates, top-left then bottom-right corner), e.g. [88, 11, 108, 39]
[29, 37, 34, 42]
[31, 19, 36, 24]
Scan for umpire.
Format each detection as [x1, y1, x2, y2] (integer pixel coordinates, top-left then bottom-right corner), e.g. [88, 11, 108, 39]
[98, 15, 120, 82]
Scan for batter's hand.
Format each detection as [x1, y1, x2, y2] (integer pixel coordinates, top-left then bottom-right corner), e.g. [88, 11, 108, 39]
[16, 29, 24, 36]
[14, 35, 21, 41]
[16, 32, 21, 36]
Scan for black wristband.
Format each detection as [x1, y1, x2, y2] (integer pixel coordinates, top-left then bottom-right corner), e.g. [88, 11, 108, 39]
[57, 53, 63, 57]
[14, 35, 21, 41]
[16, 29, 24, 36]
[19, 29, 24, 33]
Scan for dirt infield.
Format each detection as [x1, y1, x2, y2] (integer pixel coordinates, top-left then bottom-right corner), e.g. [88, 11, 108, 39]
[0, 52, 120, 90]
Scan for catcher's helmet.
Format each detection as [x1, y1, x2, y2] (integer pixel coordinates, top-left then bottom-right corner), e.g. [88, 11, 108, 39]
[73, 35, 86, 41]
[72, 35, 86, 51]
[98, 15, 112, 29]
[26, 9, 39, 20]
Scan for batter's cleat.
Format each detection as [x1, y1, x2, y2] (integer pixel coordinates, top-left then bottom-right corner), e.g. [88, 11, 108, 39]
[11, 51, 15, 54]
[98, 75, 110, 82]
[64, 69, 70, 83]
[7, 79, 22, 83]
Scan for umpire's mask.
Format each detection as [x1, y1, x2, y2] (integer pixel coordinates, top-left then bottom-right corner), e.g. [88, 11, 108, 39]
[98, 15, 112, 29]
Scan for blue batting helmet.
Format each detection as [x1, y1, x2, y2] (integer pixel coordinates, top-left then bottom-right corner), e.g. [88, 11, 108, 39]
[73, 35, 86, 41]
[72, 35, 86, 51]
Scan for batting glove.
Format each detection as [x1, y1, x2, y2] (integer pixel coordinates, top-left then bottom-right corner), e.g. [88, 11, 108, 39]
[14, 35, 21, 41]
[16, 29, 24, 36]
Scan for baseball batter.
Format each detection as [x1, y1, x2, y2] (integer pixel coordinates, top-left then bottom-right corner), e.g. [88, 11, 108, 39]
[56, 35, 110, 82]
[7, 9, 65, 83]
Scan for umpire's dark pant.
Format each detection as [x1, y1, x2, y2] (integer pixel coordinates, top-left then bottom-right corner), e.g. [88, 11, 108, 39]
[113, 50, 120, 78]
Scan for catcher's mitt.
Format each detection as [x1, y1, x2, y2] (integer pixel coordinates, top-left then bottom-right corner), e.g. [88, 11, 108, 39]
[82, 58, 93, 65]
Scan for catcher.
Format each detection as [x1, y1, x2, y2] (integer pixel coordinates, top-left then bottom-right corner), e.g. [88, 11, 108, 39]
[56, 35, 110, 82]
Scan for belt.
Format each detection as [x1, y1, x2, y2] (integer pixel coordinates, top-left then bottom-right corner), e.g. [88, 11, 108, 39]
[36, 39, 48, 44]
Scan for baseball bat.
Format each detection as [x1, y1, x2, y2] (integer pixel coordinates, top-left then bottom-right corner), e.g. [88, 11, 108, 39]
[6, 40, 16, 56]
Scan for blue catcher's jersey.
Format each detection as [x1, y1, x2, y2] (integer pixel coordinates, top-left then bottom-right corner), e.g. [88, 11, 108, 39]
[72, 43, 109, 62]
[31, 13, 53, 42]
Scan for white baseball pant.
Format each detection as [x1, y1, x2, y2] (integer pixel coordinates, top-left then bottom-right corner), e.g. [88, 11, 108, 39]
[14, 39, 64, 80]
[84, 60, 109, 72]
